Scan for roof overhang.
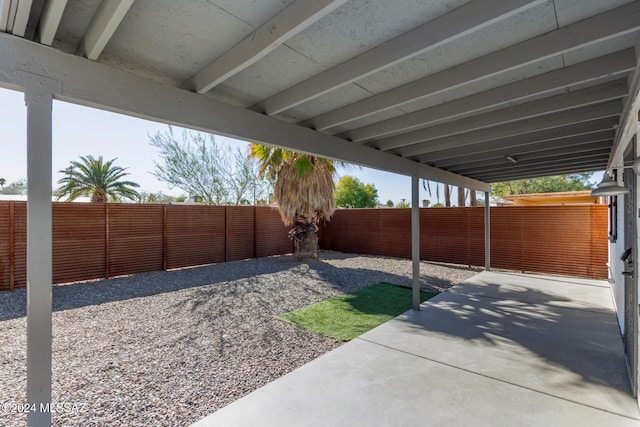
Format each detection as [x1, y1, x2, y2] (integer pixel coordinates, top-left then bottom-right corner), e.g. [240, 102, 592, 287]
[1, 0, 639, 189]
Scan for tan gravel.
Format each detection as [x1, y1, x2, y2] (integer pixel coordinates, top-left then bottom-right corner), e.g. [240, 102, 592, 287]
[0, 251, 479, 426]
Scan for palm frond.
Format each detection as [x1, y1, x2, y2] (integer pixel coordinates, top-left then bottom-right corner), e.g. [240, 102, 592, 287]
[55, 155, 140, 202]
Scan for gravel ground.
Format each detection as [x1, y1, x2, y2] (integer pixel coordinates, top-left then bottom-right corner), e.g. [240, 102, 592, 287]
[0, 250, 479, 426]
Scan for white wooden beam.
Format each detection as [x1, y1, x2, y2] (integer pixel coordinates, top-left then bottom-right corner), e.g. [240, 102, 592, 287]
[37, 0, 67, 45]
[411, 175, 420, 311]
[0, 0, 11, 32]
[345, 49, 636, 142]
[436, 130, 614, 168]
[81, 0, 133, 60]
[405, 101, 621, 158]
[480, 165, 605, 182]
[456, 149, 612, 175]
[446, 140, 613, 172]
[16, 71, 60, 427]
[251, 0, 545, 115]
[10, 0, 33, 37]
[0, 33, 490, 191]
[609, 38, 640, 169]
[421, 117, 618, 163]
[377, 81, 627, 152]
[183, 0, 348, 94]
[4, 0, 18, 33]
[477, 160, 608, 182]
[484, 191, 490, 271]
[307, 1, 640, 131]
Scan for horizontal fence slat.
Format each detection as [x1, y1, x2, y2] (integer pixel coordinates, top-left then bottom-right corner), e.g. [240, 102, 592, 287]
[0, 202, 608, 291]
[321, 205, 608, 279]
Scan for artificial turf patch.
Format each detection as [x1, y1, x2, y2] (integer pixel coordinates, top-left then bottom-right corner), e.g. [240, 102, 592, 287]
[277, 283, 436, 341]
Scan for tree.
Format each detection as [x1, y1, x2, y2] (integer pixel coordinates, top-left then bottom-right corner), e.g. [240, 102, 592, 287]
[457, 186, 466, 207]
[334, 176, 378, 208]
[432, 202, 444, 208]
[491, 173, 594, 199]
[396, 199, 410, 208]
[2, 179, 26, 196]
[386, 200, 394, 207]
[444, 183, 451, 207]
[422, 199, 430, 207]
[0, 177, 5, 192]
[470, 190, 477, 206]
[250, 144, 338, 260]
[149, 127, 272, 205]
[135, 191, 176, 204]
[54, 156, 140, 203]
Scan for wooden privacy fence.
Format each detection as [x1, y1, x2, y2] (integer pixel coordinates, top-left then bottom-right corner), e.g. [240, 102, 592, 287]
[0, 203, 608, 290]
[319, 206, 608, 279]
[0, 202, 292, 291]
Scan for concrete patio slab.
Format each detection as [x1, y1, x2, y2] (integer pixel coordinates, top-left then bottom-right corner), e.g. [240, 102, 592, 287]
[448, 271, 614, 312]
[192, 271, 640, 427]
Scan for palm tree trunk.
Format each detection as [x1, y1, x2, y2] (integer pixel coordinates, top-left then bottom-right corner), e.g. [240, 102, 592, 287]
[457, 186, 466, 207]
[444, 184, 451, 207]
[470, 190, 477, 206]
[289, 218, 319, 260]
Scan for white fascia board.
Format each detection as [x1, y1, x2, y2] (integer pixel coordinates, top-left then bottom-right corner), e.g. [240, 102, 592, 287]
[0, 33, 490, 192]
[183, 0, 349, 94]
[309, 0, 640, 131]
[37, 0, 68, 45]
[251, 0, 545, 115]
[82, 0, 133, 60]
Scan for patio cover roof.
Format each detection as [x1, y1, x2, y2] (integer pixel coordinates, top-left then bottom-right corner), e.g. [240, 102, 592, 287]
[1, 0, 639, 190]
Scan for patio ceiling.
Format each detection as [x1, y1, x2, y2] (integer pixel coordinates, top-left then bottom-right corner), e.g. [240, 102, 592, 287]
[1, 0, 639, 188]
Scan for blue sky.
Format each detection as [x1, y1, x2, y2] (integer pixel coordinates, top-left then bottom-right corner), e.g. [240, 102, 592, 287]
[0, 86, 455, 205]
[3, 86, 596, 205]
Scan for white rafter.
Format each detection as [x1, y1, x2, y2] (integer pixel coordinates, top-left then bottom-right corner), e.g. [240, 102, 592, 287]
[609, 38, 640, 169]
[406, 101, 622, 159]
[8, 0, 33, 37]
[0, 0, 11, 32]
[375, 81, 628, 152]
[251, 0, 545, 115]
[308, 0, 640, 131]
[344, 49, 636, 143]
[81, 0, 133, 60]
[183, 0, 349, 94]
[37, 0, 67, 45]
[418, 117, 618, 164]
[0, 33, 490, 191]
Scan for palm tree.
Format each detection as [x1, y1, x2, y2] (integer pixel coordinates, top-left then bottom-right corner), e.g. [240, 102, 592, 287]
[0, 177, 5, 192]
[250, 144, 337, 259]
[444, 183, 451, 207]
[55, 155, 140, 203]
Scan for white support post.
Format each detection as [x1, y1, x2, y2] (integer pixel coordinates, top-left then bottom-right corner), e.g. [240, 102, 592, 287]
[484, 191, 491, 271]
[24, 83, 54, 427]
[411, 175, 420, 310]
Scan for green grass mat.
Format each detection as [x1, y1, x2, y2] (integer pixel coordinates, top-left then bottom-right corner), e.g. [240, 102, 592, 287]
[277, 283, 436, 341]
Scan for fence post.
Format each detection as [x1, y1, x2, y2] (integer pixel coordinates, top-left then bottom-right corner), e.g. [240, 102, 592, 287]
[253, 206, 257, 259]
[163, 205, 167, 270]
[484, 191, 491, 271]
[224, 206, 228, 262]
[9, 201, 14, 291]
[105, 203, 110, 278]
[411, 176, 420, 311]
